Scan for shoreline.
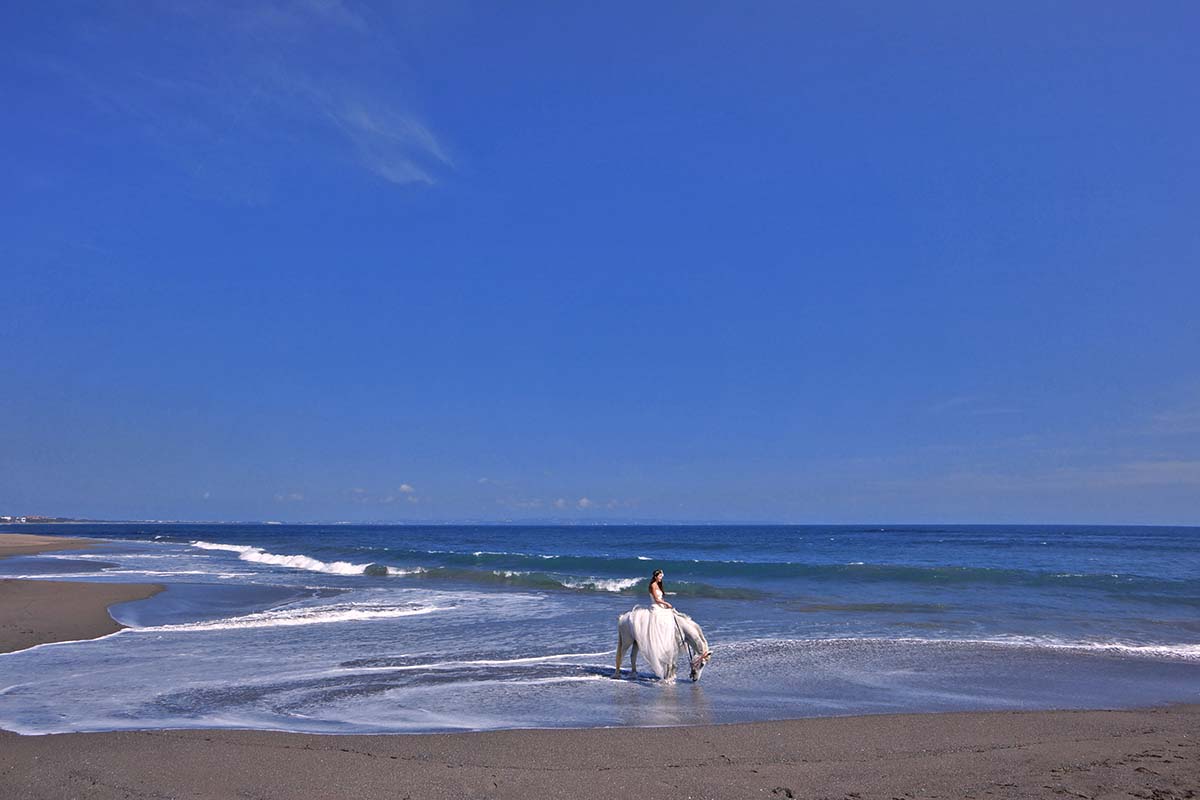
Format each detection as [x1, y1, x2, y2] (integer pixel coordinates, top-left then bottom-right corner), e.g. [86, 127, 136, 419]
[1, 705, 1195, 799]
[0, 532, 105, 558]
[3, 534, 1197, 798]
[0, 534, 164, 654]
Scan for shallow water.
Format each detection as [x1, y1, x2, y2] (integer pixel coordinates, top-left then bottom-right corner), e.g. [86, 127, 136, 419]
[0, 523, 1197, 734]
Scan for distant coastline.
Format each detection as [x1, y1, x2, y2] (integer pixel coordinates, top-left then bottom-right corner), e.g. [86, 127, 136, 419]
[4, 517, 1196, 528]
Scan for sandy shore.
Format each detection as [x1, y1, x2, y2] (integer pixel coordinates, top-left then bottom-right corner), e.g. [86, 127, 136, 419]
[0, 706, 1193, 799]
[0, 534, 163, 653]
[2, 533, 1195, 799]
[0, 532, 103, 558]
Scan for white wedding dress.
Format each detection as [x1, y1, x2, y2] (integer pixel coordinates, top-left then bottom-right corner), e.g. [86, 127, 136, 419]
[627, 603, 682, 679]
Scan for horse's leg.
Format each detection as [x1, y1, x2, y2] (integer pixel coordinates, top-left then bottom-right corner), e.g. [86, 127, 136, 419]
[630, 642, 639, 676]
[614, 626, 626, 678]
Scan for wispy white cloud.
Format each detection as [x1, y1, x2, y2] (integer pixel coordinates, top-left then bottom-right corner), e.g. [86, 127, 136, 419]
[274, 491, 305, 502]
[35, 2, 452, 194]
[323, 102, 452, 185]
[398, 483, 416, 494]
[577, 497, 593, 509]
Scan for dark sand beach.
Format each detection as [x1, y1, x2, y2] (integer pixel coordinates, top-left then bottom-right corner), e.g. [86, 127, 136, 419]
[0, 534, 163, 653]
[1, 533, 1196, 799]
[0, 533, 101, 559]
[1, 705, 1195, 799]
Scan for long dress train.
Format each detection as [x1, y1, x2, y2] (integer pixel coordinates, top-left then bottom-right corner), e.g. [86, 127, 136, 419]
[628, 604, 682, 679]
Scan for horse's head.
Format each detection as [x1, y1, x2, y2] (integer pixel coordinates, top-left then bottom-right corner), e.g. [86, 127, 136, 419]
[689, 649, 712, 682]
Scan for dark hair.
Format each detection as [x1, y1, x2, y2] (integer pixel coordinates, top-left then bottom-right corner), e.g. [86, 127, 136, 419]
[651, 569, 664, 589]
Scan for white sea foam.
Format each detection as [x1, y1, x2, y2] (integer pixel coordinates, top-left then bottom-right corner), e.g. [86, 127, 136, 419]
[191, 541, 378, 576]
[428, 650, 611, 667]
[560, 576, 641, 592]
[109, 569, 213, 576]
[46, 553, 179, 560]
[234, 551, 368, 575]
[494, 675, 607, 686]
[191, 541, 254, 553]
[7, 571, 209, 579]
[731, 635, 1200, 662]
[637, 556, 651, 560]
[329, 650, 613, 674]
[0, 629, 130, 656]
[135, 602, 445, 632]
[972, 634, 1200, 661]
[481, 570, 637, 592]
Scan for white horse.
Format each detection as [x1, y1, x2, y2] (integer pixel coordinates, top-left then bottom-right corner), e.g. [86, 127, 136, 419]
[614, 607, 712, 682]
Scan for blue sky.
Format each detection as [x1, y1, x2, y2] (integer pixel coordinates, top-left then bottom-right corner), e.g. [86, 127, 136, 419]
[2, 2, 1198, 524]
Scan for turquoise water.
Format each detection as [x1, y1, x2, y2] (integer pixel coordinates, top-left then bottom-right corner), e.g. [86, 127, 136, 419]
[0, 523, 1196, 733]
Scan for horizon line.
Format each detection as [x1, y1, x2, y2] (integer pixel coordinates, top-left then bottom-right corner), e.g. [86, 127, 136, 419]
[1, 518, 1196, 529]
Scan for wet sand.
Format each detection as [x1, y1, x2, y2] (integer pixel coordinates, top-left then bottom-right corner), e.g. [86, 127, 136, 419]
[0, 533, 103, 559]
[1, 533, 1195, 799]
[0, 534, 163, 653]
[0, 706, 1194, 799]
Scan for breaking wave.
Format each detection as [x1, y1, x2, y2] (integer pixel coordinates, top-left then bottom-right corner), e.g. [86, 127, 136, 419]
[560, 576, 642, 592]
[191, 542, 1191, 594]
[190, 541, 414, 577]
[414, 568, 762, 598]
[187, 540, 766, 598]
[184, 538, 1194, 605]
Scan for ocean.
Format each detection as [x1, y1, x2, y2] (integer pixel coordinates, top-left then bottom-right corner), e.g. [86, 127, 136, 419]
[1, 523, 1197, 734]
